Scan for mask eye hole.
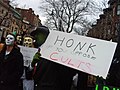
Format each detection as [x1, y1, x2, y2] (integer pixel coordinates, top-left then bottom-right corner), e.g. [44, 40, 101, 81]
[6, 37, 13, 40]
[6, 37, 9, 39]
[10, 38, 13, 40]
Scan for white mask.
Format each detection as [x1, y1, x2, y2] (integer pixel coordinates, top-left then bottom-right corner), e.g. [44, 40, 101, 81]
[5, 35, 15, 46]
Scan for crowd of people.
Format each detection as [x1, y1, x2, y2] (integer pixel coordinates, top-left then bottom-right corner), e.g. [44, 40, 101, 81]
[0, 32, 94, 90]
[0, 26, 119, 90]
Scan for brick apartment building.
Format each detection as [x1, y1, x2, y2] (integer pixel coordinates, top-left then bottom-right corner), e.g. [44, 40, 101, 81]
[87, 0, 120, 42]
[15, 8, 41, 34]
[0, 0, 41, 42]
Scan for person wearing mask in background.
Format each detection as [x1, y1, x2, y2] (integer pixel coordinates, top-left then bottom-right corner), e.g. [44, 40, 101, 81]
[0, 33, 24, 90]
[31, 26, 89, 90]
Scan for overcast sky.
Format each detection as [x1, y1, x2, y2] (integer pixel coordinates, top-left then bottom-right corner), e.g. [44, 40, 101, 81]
[10, 0, 109, 24]
[10, 0, 46, 24]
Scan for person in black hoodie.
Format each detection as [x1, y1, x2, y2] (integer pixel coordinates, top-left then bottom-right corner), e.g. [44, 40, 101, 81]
[0, 33, 24, 90]
[31, 26, 88, 90]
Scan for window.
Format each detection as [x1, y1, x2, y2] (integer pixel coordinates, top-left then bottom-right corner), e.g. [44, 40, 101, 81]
[108, 29, 111, 35]
[117, 4, 120, 15]
[113, 7, 116, 16]
[6, 12, 8, 16]
[12, 27, 14, 32]
[2, 9, 4, 14]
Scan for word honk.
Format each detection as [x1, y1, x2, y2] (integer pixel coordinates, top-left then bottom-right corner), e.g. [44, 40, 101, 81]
[54, 36, 96, 55]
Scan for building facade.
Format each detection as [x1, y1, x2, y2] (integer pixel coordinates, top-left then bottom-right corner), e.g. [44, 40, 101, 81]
[0, 0, 41, 43]
[87, 0, 120, 42]
[16, 8, 41, 34]
[0, 0, 12, 41]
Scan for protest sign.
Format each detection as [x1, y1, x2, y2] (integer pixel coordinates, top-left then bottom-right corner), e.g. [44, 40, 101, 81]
[41, 30, 117, 78]
[18, 45, 37, 66]
[95, 84, 120, 90]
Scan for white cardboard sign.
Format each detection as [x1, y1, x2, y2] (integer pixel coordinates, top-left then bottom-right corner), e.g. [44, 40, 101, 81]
[19, 45, 38, 66]
[41, 30, 117, 78]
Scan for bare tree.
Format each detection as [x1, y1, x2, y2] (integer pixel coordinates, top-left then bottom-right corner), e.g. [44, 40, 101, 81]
[39, 0, 108, 34]
[74, 18, 93, 35]
[99, 0, 109, 9]
[9, 0, 19, 7]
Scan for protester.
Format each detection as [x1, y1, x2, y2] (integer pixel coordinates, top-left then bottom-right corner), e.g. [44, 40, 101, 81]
[106, 57, 120, 87]
[105, 41, 120, 87]
[0, 33, 24, 90]
[23, 47, 41, 90]
[30, 26, 89, 90]
[32, 57, 75, 90]
[32, 57, 90, 90]
[21, 47, 36, 90]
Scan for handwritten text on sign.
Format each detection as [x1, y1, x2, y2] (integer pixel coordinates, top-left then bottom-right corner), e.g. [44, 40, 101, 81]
[18, 45, 37, 66]
[41, 30, 117, 78]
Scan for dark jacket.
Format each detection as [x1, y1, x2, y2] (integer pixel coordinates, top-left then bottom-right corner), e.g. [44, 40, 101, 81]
[0, 46, 24, 90]
[33, 57, 76, 90]
[106, 57, 120, 87]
